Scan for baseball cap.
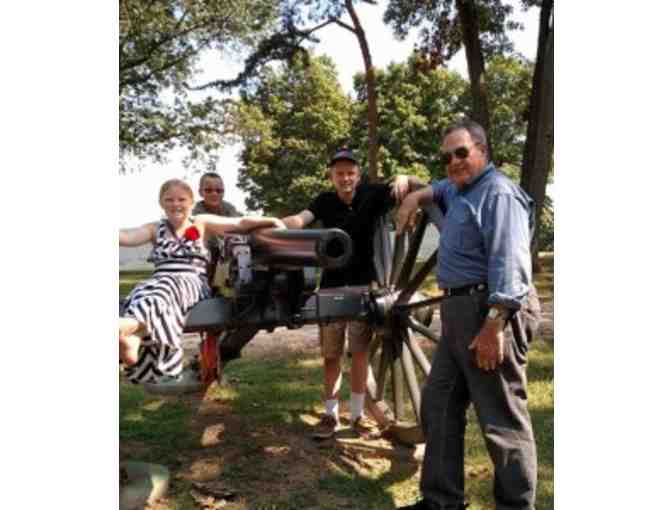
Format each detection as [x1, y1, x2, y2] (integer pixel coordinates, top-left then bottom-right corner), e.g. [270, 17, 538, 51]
[328, 148, 358, 167]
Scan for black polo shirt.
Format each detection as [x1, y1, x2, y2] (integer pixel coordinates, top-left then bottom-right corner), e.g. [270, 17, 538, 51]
[308, 182, 395, 287]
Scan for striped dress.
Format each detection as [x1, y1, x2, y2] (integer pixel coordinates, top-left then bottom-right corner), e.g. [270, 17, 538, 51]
[121, 219, 211, 383]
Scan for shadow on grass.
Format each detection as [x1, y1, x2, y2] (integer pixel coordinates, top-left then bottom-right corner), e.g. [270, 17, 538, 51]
[120, 354, 423, 509]
[119, 383, 195, 466]
[213, 357, 421, 508]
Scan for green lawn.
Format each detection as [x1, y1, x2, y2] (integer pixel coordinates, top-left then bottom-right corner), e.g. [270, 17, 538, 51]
[120, 256, 553, 509]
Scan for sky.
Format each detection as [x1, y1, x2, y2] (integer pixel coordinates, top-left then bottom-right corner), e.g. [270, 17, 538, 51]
[120, 1, 541, 228]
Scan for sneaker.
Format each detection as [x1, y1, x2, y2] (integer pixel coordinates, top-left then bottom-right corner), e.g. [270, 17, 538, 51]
[352, 415, 378, 439]
[142, 368, 204, 396]
[312, 414, 340, 440]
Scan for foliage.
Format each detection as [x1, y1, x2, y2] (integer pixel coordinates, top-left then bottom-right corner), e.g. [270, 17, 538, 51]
[350, 55, 469, 182]
[383, 0, 522, 67]
[486, 55, 533, 168]
[186, 0, 378, 95]
[350, 54, 532, 179]
[119, 0, 278, 172]
[234, 53, 536, 214]
[235, 55, 353, 215]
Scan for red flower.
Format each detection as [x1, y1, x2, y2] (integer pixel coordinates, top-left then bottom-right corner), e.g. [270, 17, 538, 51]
[183, 226, 200, 241]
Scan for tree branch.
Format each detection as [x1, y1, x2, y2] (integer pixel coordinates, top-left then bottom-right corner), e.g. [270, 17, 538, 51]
[333, 19, 356, 34]
[120, 13, 232, 73]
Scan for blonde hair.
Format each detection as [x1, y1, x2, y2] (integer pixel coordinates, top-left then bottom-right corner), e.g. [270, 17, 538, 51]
[158, 179, 194, 203]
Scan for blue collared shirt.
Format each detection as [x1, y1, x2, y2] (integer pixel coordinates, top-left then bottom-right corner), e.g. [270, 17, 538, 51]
[432, 163, 534, 310]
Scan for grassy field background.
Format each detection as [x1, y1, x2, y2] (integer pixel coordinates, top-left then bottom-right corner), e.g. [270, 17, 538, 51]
[120, 255, 553, 509]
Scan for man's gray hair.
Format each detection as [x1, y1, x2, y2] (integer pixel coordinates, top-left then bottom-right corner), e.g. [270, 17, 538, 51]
[443, 118, 488, 153]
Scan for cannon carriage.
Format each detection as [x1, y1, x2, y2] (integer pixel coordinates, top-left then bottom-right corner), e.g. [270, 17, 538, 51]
[151, 204, 446, 443]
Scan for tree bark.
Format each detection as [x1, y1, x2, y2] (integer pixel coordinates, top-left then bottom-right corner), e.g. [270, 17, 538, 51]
[457, 0, 494, 161]
[346, 0, 380, 182]
[520, 0, 554, 269]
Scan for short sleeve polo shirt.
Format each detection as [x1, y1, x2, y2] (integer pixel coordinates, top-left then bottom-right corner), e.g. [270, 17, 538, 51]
[308, 182, 395, 287]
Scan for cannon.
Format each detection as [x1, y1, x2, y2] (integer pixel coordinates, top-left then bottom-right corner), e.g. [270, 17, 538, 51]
[166, 206, 447, 442]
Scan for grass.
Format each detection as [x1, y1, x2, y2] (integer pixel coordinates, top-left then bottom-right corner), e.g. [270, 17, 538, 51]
[120, 255, 553, 509]
[119, 270, 152, 299]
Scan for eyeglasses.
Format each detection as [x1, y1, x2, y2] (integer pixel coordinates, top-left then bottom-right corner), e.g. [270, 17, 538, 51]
[203, 188, 224, 194]
[439, 145, 474, 166]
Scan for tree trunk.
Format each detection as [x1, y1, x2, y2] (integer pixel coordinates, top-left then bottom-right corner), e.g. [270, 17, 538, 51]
[457, 0, 494, 161]
[346, 0, 379, 181]
[520, 0, 554, 270]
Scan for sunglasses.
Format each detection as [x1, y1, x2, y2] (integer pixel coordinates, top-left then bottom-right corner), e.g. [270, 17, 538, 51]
[439, 145, 475, 166]
[204, 188, 224, 193]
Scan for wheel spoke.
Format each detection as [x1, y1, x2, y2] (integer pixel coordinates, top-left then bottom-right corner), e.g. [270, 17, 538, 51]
[390, 231, 407, 287]
[406, 316, 440, 344]
[397, 250, 437, 304]
[390, 341, 405, 420]
[374, 337, 392, 401]
[395, 212, 428, 289]
[403, 325, 433, 376]
[373, 217, 393, 287]
[395, 295, 443, 312]
[400, 330, 422, 423]
[367, 331, 382, 360]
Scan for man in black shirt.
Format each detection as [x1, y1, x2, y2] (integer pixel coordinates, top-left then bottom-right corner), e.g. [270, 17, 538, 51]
[282, 148, 411, 439]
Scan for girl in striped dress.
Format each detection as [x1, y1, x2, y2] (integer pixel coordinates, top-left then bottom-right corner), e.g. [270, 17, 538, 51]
[119, 179, 284, 383]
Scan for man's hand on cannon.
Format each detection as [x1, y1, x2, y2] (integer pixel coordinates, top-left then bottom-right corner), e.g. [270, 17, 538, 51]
[395, 186, 433, 235]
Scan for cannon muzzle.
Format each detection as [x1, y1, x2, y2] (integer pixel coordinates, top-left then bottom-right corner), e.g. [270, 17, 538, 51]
[249, 228, 352, 269]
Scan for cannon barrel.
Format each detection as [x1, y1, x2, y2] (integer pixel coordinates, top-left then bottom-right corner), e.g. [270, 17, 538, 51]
[249, 228, 352, 269]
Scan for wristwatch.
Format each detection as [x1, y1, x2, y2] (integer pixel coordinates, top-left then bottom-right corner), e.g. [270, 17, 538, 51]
[487, 307, 507, 321]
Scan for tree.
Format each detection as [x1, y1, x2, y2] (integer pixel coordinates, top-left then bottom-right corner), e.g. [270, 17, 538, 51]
[235, 55, 353, 215]
[350, 55, 469, 182]
[385, 0, 554, 262]
[193, 1, 384, 180]
[520, 0, 553, 262]
[384, 0, 522, 161]
[350, 54, 531, 179]
[234, 53, 532, 214]
[486, 55, 534, 170]
[119, 0, 278, 172]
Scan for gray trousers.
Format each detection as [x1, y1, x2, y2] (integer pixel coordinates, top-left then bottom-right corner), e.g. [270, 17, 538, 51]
[420, 291, 537, 510]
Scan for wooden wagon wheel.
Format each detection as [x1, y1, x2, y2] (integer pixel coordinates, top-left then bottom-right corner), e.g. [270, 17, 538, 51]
[365, 204, 444, 444]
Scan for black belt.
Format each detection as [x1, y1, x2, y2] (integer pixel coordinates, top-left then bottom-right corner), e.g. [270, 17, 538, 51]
[442, 283, 487, 297]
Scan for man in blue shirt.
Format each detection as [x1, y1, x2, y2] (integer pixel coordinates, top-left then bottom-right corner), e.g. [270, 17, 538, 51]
[396, 120, 537, 510]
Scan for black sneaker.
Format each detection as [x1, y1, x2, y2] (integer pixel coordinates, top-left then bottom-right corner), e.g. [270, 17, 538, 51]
[311, 414, 340, 440]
